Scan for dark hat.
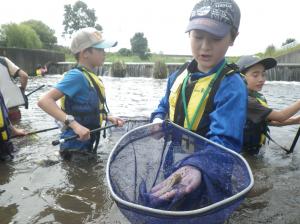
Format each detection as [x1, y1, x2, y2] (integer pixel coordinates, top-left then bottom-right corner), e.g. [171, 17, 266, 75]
[236, 55, 277, 73]
[185, 0, 241, 38]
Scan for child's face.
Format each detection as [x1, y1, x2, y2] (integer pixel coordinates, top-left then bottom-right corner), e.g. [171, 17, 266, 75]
[245, 64, 266, 92]
[87, 48, 105, 68]
[190, 30, 234, 73]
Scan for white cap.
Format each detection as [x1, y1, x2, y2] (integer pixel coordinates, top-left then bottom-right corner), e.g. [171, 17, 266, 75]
[70, 27, 117, 54]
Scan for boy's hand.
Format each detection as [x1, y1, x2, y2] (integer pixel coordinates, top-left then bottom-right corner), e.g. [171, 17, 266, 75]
[108, 116, 125, 127]
[11, 126, 27, 137]
[150, 165, 201, 200]
[151, 118, 164, 139]
[70, 121, 90, 141]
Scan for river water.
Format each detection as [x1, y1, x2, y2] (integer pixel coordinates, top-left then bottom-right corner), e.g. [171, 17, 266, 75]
[0, 75, 300, 224]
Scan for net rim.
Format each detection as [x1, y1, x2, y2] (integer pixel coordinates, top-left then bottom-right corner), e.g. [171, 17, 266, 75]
[106, 121, 254, 217]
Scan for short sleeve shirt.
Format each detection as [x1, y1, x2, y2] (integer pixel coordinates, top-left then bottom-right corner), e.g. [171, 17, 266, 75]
[54, 68, 91, 103]
[3, 57, 20, 77]
[247, 95, 272, 124]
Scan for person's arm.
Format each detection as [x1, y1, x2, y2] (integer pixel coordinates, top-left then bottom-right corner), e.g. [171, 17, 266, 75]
[37, 88, 90, 141]
[10, 125, 26, 137]
[17, 69, 28, 92]
[269, 115, 300, 126]
[4, 57, 28, 91]
[267, 101, 300, 122]
[108, 115, 125, 127]
[207, 74, 248, 152]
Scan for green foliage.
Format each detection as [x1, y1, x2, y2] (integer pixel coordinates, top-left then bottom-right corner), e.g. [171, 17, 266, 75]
[225, 56, 239, 63]
[153, 60, 168, 79]
[21, 20, 57, 49]
[0, 23, 42, 49]
[130, 32, 150, 59]
[118, 48, 132, 56]
[265, 43, 300, 58]
[282, 38, 296, 47]
[63, 0, 102, 37]
[265, 44, 276, 57]
[104, 52, 191, 63]
[111, 61, 127, 77]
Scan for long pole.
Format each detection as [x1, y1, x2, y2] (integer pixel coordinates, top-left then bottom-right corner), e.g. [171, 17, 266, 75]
[287, 127, 300, 154]
[26, 85, 45, 97]
[11, 126, 59, 139]
[52, 124, 117, 146]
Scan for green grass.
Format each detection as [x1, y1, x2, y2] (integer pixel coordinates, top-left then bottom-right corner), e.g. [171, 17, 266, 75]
[268, 44, 300, 58]
[63, 44, 300, 64]
[64, 52, 192, 63]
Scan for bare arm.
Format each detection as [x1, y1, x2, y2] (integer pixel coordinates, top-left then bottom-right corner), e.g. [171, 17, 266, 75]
[107, 115, 125, 127]
[10, 125, 26, 136]
[37, 88, 90, 140]
[269, 115, 300, 126]
[17, 70, 28, 92]
[267, 100, 300, 122]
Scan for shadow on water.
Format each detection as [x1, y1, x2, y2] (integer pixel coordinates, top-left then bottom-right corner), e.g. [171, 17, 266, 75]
[1, 77, 300, 223]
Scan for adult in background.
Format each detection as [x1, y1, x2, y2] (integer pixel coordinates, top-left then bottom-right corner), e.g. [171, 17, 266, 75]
[0, 56, 29, 122]
[0, 90, 26, 161]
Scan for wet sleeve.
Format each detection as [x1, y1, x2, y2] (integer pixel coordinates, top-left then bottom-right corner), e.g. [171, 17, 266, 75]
[150, 72, 177, 122]
[207, 74, 248, 153]
[247, 96, 272, 124]
[174, 144, 236, 204]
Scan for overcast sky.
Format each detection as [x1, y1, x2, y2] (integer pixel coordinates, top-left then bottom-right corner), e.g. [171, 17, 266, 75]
[0, 0, 299, 56]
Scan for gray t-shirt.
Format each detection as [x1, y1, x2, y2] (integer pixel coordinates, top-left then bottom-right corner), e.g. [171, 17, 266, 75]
[247, 95, 272, 124]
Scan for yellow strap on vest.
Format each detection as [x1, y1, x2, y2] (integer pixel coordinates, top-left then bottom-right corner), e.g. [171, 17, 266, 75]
[169, 62, 226, 131]
[60, 68, 106, 125]
[169, 70, 188, 122]
[169, 70, 215, 130]
[256, 97, 268, 107]
[0, 108, 8, 141]
[81, 68, 106, 125]
[184, 75, 215, 130]
[255, 94, 269, 145]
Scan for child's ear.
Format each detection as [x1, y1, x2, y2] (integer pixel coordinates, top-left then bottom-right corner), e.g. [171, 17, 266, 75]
[82, 50, 89, 59]
[230, 31, 239, 46]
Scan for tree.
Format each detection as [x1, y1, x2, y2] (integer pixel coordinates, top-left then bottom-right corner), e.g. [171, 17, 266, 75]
[265, 44, 276, 57]
[118, 48, 132, 56]
[130, 32, 149, 59]
[0, 23, 42, 49]
[21, 20, 57, 49]
[282, 38, 296, 47]
[63, 0, 102, 37]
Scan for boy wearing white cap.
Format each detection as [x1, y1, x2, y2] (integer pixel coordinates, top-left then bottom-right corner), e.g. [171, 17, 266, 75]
[38, 27, 124, 160]
[149, 0, 247, 205]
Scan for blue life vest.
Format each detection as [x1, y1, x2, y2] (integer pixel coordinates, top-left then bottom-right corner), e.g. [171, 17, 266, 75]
[60, 67, 108, 152]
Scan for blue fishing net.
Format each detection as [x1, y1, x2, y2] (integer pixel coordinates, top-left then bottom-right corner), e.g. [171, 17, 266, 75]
[107, 121, 254, 224]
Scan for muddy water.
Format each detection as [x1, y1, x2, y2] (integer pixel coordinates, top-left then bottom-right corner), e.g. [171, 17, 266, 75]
[0, 76, 300, 224]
